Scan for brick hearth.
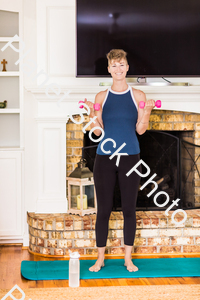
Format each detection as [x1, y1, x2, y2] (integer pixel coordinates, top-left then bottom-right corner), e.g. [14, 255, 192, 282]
[27, 210, 200, 256]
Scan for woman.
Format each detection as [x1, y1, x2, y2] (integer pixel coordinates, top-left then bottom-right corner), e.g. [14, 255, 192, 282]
[85, 49, 155, 272]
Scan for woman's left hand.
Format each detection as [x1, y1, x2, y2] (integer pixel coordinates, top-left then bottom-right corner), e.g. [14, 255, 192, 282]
[144, 99, 155, 113]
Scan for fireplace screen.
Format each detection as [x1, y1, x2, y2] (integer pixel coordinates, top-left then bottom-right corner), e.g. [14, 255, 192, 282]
[83, 130, 200, 211]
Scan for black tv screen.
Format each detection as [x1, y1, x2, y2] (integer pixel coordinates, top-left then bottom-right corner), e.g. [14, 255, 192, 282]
[76, 0, 200, 77]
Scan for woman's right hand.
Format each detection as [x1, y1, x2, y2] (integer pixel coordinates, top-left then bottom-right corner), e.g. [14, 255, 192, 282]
[84, 98, 95, 118]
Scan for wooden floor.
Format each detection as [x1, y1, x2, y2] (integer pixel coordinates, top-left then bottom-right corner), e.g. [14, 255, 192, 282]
[1, 245, 200, 289]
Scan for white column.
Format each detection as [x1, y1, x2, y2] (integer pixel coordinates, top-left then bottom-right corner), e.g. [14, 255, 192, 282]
[36, 119, 67, 212]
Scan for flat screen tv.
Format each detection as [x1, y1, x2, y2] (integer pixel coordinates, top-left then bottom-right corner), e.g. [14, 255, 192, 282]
[76, 0, 200, 77]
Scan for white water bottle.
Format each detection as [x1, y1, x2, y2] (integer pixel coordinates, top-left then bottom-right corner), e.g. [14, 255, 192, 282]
[69, 250, 80, 287]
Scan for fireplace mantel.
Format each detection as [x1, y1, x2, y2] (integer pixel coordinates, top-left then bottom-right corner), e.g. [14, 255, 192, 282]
[26, 84, 200, 117]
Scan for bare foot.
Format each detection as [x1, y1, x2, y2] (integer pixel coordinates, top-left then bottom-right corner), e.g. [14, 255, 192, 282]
[124, 259, 138, 272]
[89, 259, 105, 272]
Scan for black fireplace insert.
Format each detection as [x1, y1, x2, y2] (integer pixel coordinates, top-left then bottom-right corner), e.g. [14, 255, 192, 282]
[82, 130, 200, 211]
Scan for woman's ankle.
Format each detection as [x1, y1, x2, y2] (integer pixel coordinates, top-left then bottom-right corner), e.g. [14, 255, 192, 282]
[97, 253, 105, 260]
[97, 249, 105, 260]
[97, 246, 106, 253]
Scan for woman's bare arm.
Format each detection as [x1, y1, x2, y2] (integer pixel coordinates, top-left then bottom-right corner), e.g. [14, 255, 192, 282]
[84, 90, 107, 136]
[132, 88, 155, 135]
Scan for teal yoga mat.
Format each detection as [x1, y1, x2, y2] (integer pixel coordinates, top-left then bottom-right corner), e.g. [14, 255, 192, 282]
[21, 257, 200, 280]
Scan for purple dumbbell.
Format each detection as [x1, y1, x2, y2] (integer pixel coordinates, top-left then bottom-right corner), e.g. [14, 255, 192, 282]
[139, 100, 161, 109]
[78, 100, 100, 111]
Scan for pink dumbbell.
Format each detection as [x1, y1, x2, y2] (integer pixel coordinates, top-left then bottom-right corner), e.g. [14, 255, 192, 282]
[78, 99, 100, 111]
[139, 100, 161, 109]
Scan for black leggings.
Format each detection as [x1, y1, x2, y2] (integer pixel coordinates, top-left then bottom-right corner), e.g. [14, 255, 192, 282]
[93, 153, 141, 247]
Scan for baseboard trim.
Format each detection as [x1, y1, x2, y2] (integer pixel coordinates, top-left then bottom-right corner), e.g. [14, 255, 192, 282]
[0, 243, 23, 247]
[26, 248, 200, 259]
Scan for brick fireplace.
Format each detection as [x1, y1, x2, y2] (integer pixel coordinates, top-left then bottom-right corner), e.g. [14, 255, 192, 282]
[27, 108, 200, 256]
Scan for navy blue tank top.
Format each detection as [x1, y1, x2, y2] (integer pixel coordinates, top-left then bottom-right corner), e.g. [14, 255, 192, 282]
[96, 85, 140, 155]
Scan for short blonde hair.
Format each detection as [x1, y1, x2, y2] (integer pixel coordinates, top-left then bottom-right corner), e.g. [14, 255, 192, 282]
[106, 49, 128, 66]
